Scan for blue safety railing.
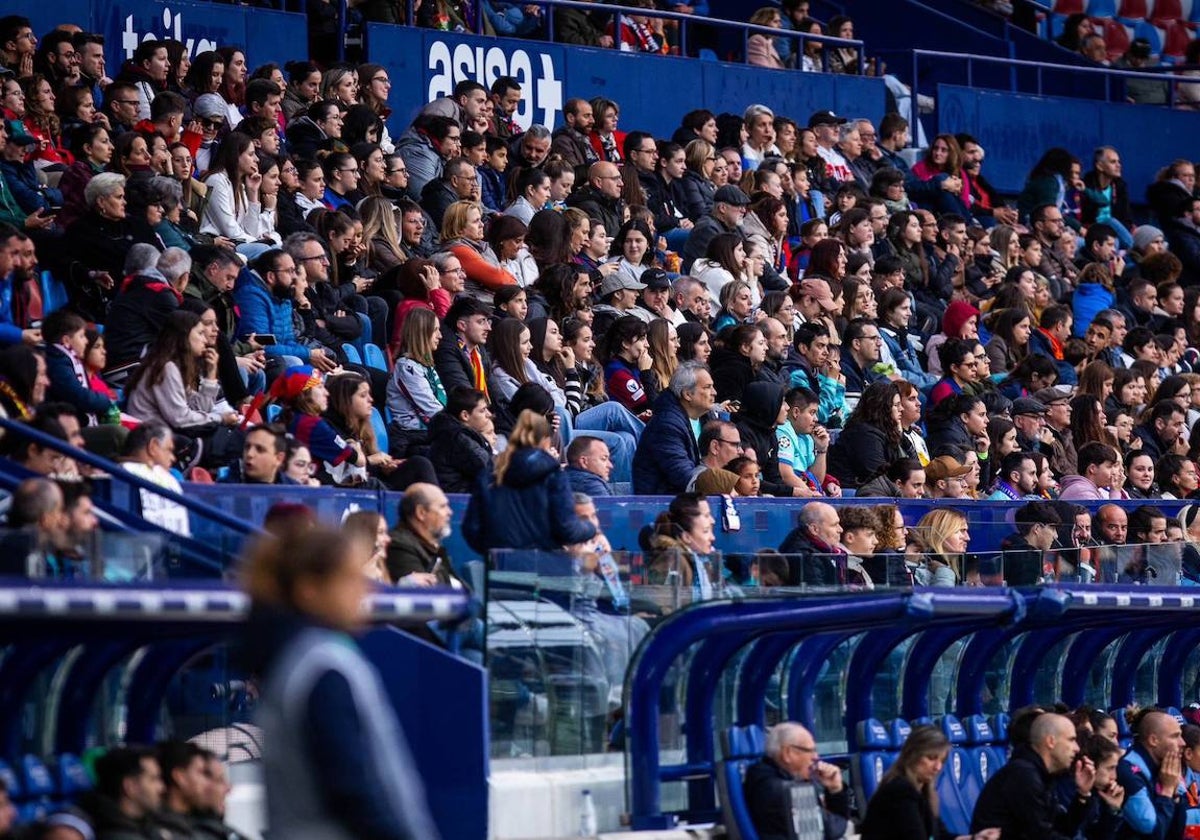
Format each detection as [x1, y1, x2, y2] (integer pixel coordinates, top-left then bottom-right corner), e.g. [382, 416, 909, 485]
[373, 0, 865, 69]
[903, 47, 1192, 109]
[623, 585, 1200, 829]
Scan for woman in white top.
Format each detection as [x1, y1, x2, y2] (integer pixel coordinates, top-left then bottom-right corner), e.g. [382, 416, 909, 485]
[504, 168, 551, 225]
[488, 214, 538, 288]
[610, 219, 655, 285]
[201, 134, 278, 260]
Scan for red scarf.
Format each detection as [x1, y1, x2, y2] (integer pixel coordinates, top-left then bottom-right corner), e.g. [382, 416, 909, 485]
[1037, 327, 1065, 361]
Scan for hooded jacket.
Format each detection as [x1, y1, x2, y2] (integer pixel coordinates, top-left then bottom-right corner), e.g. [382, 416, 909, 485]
[733, 382, 791, 497]
[710, 346, 758, 404]
[1058, 474, 1125, 501]
[395, 126, 445, 200]
[425, 409, 493, 494]
[114, 60, 165, 121]
[104, 271, 183, 366]
[463, 448, 597, 554]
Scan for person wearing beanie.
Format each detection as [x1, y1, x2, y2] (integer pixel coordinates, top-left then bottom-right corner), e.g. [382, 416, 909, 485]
[188, 93, 228, 175]
[924, 299, 981, 377]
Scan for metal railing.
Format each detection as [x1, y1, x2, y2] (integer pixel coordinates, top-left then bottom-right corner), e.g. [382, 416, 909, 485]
[380, 0, 866, 71]
[906, 46, 1193, 109]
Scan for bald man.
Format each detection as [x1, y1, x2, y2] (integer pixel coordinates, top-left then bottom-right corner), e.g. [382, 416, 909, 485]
[565, 161, 624, 236]
[1116, 710, 1187, 839]
[972, 712, 1095, 839]
[385, 482, 464, 588]
[743, 721, 849, 840]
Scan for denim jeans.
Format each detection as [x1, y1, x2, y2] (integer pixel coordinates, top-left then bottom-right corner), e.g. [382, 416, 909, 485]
[556, 402, 645, 485]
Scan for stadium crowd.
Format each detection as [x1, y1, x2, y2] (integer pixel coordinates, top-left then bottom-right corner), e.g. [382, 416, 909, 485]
[0, 9, 1199, 585]
[751, 704, 1200, 840]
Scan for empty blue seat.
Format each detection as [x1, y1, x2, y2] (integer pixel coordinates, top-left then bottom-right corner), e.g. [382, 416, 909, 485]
[852, 718, 891, 806]
[935, 715, 973, 835]
[342, 343, 363, 365]
[55, 753, 91, 797]
[1166, 706, 1186, 725]
[1111, 708, 1133, 749]
[962, 714, 1002, 790]
[370, 406, 390, 455]
[40, 270, 70, 317]
[18, 755, 53, 821]
[0, 760, 20, 801]
[364, 342, 388, 372]
[887, 717, 912, 750]
[717, 724, 766, 840]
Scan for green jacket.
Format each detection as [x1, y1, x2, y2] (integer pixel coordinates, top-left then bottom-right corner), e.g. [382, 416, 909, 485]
[184, 265, 255, 356]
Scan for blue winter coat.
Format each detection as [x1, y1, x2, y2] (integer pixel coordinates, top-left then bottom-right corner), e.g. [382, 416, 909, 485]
[233, 270, 311, 362]
[0, 159, 61, 214]
[45, 345, 114, 417]
[1027, 329, 1078, 386]
[1071, 282, 1115, 339]
[463, 448, 597, 555]
[632, 389, 701, 495]
[566, 465, 613, 498]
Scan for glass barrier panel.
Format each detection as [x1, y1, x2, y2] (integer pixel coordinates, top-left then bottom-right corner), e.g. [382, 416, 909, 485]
[1032, 635, 1074, 707]
[1086, 636, 1124, 712]
[1133, 636, 1170, 705]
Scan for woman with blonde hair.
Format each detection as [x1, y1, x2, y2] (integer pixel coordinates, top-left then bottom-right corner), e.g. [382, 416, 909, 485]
[674, 138, 717, 222]
[914, 508, 970, 586]
[645, 318, 679, 399]
[320, 66, 359, 106]
[442, 200, 517, 303]
[341, 509, 390, 582]
[463, 410, 598, 553]
[358, 195, 405, 274]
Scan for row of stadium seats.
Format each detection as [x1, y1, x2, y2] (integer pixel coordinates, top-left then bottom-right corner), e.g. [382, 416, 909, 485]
[1045, 14, 1195, 58]
[0, 753, 91, 823]
[1052, 0, 1200, 24]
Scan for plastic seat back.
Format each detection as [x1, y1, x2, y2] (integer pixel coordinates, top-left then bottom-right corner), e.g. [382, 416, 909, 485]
[935, 716, 972, 835]
[364, 342, 388, 372]
[718, 724, 765, 840]
[370, 406, 390, 455]
[0, 760, 20, 800]
[342, 343, 363, 365]
[1111, 707, 1134, 749]
[1053, 0, 1086, 13]
[56, 753, 92, 797]
[1164, 19, 1192, 54]
[852, 718, 891, 806]
[1089, 0, 1119, 15]
[40, 270, 70, 317]
[1118, 0, 1150, 18]
[962, 715, 999, 795]
[21, 755, 54, 798]
[1153, 0, 1184, 20]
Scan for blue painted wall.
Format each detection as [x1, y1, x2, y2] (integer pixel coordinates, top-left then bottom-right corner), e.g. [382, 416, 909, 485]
[938, 83, 1200, 203]
[366, 23, 888, 139]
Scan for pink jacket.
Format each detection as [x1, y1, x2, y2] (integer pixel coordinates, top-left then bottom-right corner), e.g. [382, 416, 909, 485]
[1058, 474, 1127, 501]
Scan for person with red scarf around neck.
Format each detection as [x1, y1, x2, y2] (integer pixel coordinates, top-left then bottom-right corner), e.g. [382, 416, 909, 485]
[1028, 303, 1078, 386]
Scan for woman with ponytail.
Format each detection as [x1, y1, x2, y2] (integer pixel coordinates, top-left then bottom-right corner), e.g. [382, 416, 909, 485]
[463, 410, 597, 554]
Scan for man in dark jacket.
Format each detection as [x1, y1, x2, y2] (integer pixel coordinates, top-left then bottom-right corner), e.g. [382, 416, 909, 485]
[743, 721, 850, 840]
[550, 98, 599, 182]
[998, 500, 1060, 586]
[1133, 401, 1186, 464]
[387, 482, 467, 587]
[681, 185, 750, 273]
[81, 746, 167, 840]
[633, 362, 715, 495]
[435, 297, 493, 397]
[155, 741, 209, 840]
[565, 435, 613, 497]
[971, 712, 1094, 839]
[565, 161, 625, 236]
[426, 388, 494, 494]
[839, 318, 889, 397]
[625, 132, 691, 243]
[222, 425, 299, 485]
[554, 5, 613, 46]
[777, 502, 845, 586]
[420, 157, 477, 231]
[103, 249, 184, 367]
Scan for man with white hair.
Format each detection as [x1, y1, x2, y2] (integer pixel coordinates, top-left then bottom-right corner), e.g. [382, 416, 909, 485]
[743, 721, 849, 840]
[971, 712, 1096, 838]
[103, 241, 186, 368]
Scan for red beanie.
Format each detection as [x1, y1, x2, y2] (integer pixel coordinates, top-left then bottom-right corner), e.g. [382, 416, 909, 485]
[942, 300, 980, 339]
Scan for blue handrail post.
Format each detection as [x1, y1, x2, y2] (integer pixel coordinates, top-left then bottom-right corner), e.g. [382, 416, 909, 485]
[476, 0, 484, 35]
[406, 0, 414, 26]
[910, 52, 919, 146]
[679, 15, 687, 57]
[546, 0, 555, 45]
[338, 0, 348, 62]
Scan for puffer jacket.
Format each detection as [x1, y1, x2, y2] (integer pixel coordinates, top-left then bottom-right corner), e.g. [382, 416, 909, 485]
[463, 447, 597, 554]
[672, 168, 716, 222]
[632, 388, 701, 495]
[395, 126, 445, 201]
[426, 409, 493, 494]
[733, 382, 791, 497]
[232, 270, 311, 362]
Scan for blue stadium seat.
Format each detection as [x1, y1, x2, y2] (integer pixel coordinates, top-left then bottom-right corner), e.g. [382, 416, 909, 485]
[1088, 0, 1119, 16]
[342, 343, 363, 365]
[265, 403, 282, 423]
[40, 270, 70, 317]
[935, 715, 973, 836]
[364, 342, 388, 372]
[0, 760, 19, 803]
[1166, 706, 1186, 724]
[962, 714, 1001, 795]
[18, 755, 54, 822]
[852, 718, 891, 806]
[370, 406, 389, 454]
[55, 753, 91, 798]
[887, 717, 912, 751]
[717, 724, 765, 840]
[989, 713, 1011, 766]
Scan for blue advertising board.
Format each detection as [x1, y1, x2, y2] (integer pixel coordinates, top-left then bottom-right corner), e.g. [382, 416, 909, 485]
[368, 23, 888, 140]
[8, 0, 305, 71]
